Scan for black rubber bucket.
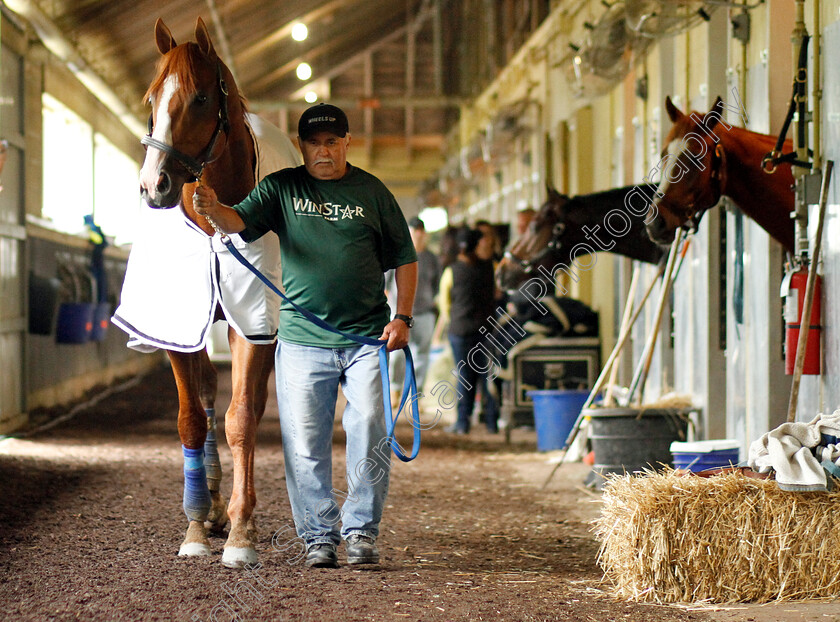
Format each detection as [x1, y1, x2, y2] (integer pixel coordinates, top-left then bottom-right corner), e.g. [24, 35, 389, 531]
[28, 273, 61, 335]
[584, 406, 691, 489]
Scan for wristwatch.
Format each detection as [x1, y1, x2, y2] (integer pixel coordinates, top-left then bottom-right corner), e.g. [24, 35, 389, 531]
[394, 314, 414, 328]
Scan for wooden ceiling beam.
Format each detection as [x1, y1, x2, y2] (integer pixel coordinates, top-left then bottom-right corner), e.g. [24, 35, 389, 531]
[249, 94, 464, 111]
[283, 1, 436, 102]
[205, 0, 238, 83]
[235, 0, 359, 65]
[246, 8, 407, 96]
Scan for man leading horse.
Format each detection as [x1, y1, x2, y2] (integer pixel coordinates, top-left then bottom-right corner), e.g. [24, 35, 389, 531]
[194, 103, 418, 568]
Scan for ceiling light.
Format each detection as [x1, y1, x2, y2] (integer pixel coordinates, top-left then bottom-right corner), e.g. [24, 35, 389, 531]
[304, 91, 318, 103]
[291, 23, 308, 42]
[296, 62, 312, 81]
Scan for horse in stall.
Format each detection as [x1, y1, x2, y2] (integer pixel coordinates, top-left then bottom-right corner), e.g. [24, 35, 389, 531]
[496, 184, 666, 293]
[112, 18, 299, 568]
[645, 96, 795, 253]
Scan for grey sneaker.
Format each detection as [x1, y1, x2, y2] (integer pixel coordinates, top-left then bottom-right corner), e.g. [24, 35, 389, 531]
[345, 534, 380, 565]
[305, 543, 338, 568]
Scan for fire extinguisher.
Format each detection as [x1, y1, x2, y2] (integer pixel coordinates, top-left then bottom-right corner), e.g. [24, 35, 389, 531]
[781, 266, 822, 375]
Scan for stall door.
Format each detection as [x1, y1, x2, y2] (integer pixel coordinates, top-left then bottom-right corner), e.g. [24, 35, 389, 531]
[0, 42, 26, 434]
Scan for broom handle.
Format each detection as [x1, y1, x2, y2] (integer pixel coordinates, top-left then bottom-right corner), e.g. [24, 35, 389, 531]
[631, 235, 691, 406]
[604, 265, 642, 407]
[787, 160, 833, 422]
[580, 267, 661, 412]
[540, 268, 660, 490]
[625, 230, 685, 406]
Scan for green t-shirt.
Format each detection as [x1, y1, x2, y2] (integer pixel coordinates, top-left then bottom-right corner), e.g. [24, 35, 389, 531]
[233, 164, 417, 347]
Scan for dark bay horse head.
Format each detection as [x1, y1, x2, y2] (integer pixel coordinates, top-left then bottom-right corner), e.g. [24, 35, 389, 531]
[496, 184, 666, 292]
[140, 18, 250, 209]
[645, 95, 795, 252]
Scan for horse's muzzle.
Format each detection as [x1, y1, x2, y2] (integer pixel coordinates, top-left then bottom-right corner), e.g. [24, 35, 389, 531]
[140, 185, 180, 210]
[645, 216, 676, 245]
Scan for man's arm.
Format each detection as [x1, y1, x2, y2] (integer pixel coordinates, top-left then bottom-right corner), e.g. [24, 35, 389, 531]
[380, 261, 417, 352]
[193, 185, 246, 233]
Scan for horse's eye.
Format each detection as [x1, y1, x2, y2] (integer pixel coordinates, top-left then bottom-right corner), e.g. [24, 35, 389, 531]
[193, 93, 208, 106]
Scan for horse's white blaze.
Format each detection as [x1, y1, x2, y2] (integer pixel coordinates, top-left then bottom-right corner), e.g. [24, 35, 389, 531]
[139, 74, 179, 201]
[656, 138, 686, 198]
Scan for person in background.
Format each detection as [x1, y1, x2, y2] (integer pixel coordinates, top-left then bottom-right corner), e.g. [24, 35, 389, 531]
[386, 216, 440, 403]
[516, 207, 536, 237]
[473, 220, 505, 426]
[434, 227, 499, 434]
[475, 219, 502, 262]
[438, 225, 462, 271]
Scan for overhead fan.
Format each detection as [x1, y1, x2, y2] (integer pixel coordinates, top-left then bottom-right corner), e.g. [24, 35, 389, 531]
[563, 1, 651, 99]
[626, 0, 718, 38]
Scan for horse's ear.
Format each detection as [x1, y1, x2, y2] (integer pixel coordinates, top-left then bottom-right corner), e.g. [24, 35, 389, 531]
[665, 96, 683, 123]
[155, 18, 177, 54]
[707, 96, 725, 131]
[195, 17, 216, 57]
[547, 186, 565, 206]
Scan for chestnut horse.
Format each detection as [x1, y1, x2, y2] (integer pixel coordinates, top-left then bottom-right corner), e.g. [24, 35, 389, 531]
[645, 96, 795, 253]
[496, 184, 666, 292]
[114, 18, 298, 568]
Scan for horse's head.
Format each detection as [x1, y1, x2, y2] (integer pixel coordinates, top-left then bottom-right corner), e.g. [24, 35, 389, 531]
[140, 18, 233, 208]
[496, 187, 571, 291]
[645, 96, 728, 245]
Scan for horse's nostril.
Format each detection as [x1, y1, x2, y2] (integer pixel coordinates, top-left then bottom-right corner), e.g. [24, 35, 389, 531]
[157, 173, 171, 196]
[647, 218, 664, 237]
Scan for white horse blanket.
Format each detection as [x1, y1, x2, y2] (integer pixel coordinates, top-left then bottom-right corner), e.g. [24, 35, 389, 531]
[112, 113, 300, 353]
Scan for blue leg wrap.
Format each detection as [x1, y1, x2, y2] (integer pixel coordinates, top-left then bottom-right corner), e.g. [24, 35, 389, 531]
[203, 409, 222, 493]
[183, 446, 212, 521]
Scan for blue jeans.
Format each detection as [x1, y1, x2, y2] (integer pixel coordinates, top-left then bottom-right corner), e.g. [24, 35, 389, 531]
[275, 340, 391, 546]
[448, 333, 499, 433]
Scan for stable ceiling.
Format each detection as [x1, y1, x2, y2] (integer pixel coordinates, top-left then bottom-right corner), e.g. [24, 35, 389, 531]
[3, 0, 463, 210]
[3, 0, 552, 212]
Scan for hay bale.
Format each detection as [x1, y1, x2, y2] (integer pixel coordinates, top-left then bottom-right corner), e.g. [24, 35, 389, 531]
[594, 469, 840, 603]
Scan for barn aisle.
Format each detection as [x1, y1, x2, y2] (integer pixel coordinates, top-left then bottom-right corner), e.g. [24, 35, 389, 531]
[0, 363, 725, 621]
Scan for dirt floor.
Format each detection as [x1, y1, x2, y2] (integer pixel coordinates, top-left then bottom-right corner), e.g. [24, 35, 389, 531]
[2, 363, 840, 622]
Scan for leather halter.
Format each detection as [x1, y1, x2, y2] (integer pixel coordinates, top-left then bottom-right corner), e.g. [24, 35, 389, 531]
[504, 220, 566, 273]
[141, 62, 230, 182]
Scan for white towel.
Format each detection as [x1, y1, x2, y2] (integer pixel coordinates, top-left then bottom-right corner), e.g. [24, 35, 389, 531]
[748, 410, 840, 491]
[113, 117, 300, 353]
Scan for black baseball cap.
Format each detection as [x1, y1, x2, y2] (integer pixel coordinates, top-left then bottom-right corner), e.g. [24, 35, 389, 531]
[298, 103, 349, 140]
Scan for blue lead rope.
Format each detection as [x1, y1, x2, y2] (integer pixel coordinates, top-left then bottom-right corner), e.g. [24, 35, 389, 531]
[221, 237, 421, 462]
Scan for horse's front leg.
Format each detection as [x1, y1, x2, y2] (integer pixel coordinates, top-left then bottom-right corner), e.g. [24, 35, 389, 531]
[168, 350, 215, 557]
[196, 348, 229, 533]
[221, 329, 275, 568]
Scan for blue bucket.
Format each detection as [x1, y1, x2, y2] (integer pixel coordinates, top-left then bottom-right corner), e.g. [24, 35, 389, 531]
[56, 302, 95, 344]
[527, 389, 590, 451]
[671, 440, 740, 472]
[90, 302, 111, 341]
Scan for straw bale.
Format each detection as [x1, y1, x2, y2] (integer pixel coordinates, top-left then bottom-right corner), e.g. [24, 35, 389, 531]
[594, 469, 840, 603]
[640, 392, 694, 410]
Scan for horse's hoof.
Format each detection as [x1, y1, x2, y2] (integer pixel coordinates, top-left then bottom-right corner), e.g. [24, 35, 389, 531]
[221, 546, 257, 569]
[180, 520, 211, 556]
[179, 541, 212, 557]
